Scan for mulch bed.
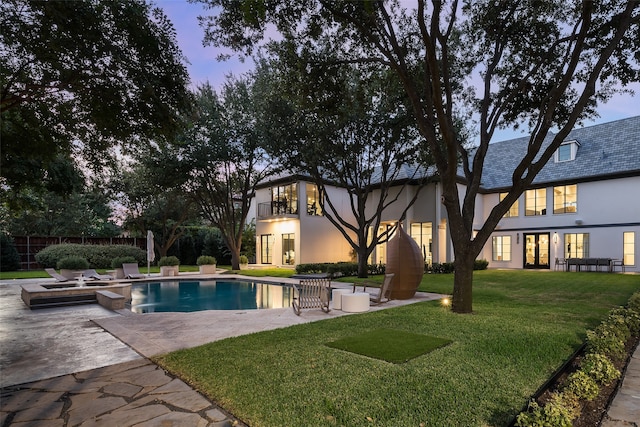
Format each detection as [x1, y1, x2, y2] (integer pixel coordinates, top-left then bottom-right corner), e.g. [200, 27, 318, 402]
[534, 333, 640, 427]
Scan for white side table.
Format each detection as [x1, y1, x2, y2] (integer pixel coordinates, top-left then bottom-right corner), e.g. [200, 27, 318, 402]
[331, 289, 351, 310]
[341, 292, 370, 313]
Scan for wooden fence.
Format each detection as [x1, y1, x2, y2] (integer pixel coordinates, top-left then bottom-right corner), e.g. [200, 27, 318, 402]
[13, 236, 147, 271]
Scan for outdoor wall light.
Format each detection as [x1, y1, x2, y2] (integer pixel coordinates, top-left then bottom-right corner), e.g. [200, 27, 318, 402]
[553, 232, 558, 244]
[517, 233, 520, 244]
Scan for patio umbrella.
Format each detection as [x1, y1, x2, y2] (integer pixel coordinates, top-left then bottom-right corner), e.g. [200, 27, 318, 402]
[146, 230, 155, 276]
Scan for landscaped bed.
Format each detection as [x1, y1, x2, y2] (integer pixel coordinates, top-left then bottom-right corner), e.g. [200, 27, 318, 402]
[154, 271, 640, 426]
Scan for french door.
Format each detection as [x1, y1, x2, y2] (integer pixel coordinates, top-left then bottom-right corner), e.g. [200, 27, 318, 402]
[524, 233, 550, 269]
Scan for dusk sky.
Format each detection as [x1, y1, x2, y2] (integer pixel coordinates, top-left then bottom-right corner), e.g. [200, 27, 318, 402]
[158, 0, 639, 143]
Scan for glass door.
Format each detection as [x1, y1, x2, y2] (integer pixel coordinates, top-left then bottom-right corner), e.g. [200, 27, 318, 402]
[524, 233, 550, 269]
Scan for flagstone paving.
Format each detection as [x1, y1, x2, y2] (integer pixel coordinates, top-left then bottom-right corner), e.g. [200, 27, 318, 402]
[1, 359, 240, 426]
[2, 276, 639, 426]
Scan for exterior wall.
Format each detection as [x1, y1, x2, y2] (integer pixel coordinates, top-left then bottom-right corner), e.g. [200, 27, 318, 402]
[254, 181, 354, 266]
[480, 176, 640, 271]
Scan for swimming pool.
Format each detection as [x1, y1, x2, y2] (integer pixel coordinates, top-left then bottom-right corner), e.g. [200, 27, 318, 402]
[129, 280, 294, 313]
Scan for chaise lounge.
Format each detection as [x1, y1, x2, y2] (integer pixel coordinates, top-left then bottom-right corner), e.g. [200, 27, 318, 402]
[45, 268, 70, 282]
[83, 269, 113, 280]
[122, 263, 145, 279]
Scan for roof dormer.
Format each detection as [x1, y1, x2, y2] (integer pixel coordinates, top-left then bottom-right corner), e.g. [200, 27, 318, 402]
[554, 140, 580, 163]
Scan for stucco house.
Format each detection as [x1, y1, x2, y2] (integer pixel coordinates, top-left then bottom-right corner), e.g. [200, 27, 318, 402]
[253, 116, 639, 271]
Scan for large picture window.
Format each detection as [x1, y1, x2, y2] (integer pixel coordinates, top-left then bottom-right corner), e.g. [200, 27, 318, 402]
[500, 193, 519, 217]
[271, 183, 298, 215]
[525, 189, 546, 216]
[282, 233, 295, 265]
[306, 183, 323, 216]
[553, 184, 577, 214]
[565, 233, 589, 258]
[492, 236, 511, 261]
[410, 222, 433, 265]
[623, 232, 635, 266]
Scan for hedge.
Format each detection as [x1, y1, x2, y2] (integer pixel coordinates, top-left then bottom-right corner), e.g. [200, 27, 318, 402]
[35, 244, 146, 269]
[295, 262, 385, 277]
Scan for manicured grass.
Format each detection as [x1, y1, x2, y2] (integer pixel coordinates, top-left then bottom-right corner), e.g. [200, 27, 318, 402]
[326, 328, 452, 364]
[227, 268, 296, 277]
[155, 270, 639, 426]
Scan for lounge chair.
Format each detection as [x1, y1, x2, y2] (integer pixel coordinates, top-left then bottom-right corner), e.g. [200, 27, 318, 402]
[83, 269, 113, 280]
[292, 275, 331, 315]
[355, 273, 395, 305]
[122, 263, 145, 279]
[45, 268, 70, 282]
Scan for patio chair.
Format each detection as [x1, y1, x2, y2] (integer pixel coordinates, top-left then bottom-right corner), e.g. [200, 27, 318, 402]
[356, 273, 395, 305]
[122, 263, 145, 279]
[292, 275, 331, 315]
[44, 268, 70, 282]
[83, 269, 113, 280]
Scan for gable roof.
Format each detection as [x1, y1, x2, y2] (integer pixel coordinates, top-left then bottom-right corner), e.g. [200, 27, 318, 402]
[479, 115, 640, 191]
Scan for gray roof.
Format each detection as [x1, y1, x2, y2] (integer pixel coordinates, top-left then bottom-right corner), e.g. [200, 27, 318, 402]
[479, 115, 640, 190]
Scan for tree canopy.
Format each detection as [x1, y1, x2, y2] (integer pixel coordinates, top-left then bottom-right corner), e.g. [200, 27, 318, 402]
[181, 77, 280, 270]
[1, 0, 192, 191]
[198, 0, 639, 312]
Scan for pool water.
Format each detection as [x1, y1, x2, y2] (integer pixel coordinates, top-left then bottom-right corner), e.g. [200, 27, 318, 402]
[129, 280, 293, 313]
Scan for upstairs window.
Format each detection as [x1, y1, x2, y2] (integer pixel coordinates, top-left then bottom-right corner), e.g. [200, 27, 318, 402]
[553, 184, 577, 214]
[554, 140, 580, 163]
[525, 188, 546, 216]
[271, 183, 298, 215]
[306, 183, 323, 216]
[500, 193, 519, 217]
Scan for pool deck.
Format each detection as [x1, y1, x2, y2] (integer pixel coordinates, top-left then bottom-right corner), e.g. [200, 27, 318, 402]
[2, 273, 638, 426]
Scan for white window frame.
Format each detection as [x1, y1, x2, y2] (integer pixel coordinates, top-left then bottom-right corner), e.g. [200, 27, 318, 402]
[554, 140, 580, 163]
[492, 235, 512, 262]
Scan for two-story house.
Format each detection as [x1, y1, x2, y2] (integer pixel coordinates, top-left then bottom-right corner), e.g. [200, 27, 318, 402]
[253, 116, 640, 271]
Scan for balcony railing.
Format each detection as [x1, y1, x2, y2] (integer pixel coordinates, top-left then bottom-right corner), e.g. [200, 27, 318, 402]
[258, 201, 299, 219]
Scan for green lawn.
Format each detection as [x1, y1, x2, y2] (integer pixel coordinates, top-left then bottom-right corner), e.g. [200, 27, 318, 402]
[155, 270, 640, 427]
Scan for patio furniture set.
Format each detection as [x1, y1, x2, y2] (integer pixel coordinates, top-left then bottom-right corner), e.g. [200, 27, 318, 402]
[556, 257, 626, 272]
[291, 273, 395, 315]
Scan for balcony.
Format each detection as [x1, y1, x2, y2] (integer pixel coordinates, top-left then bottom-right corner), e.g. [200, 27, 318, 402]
[258, 201, 299, 220]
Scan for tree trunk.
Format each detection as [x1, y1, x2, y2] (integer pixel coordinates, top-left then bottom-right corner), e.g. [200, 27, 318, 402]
[452, 254, 474, 314]
[357, 246, 369, 278]
[230, 250, 241, 271]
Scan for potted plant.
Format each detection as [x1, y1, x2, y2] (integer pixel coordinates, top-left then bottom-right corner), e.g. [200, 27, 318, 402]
[158, 256, 180, 276]
[111, 256, 137, 279]
[197, 255, 217, 274]
[57, 256, 90, 279]
[239, 255, 249, 270]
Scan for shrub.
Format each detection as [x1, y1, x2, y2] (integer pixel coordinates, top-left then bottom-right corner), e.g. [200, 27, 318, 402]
[627, 291, 640, 313]
[474, 259, 489, 270]
[197, 255, 217, 265]
[580, 353, 620, 386]
[57, 256, 90, 270]
[368, 262, 386, 275]
[585, 328, 626, 361]
[608, 306, 640, 334]
[1, 234, 21, 271]
[158, 256, 180, 266]
[515, 393, 578, 427]
[36, 244, 145, 269]
[239, 255, 249, 264]
[430, 262, 455, 274]
[111, 256, 138, 268]
[564, 370, 599, 401]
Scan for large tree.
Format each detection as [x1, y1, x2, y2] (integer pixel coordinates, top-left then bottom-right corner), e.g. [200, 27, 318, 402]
[182, 78, 279, 270]
[2, 155, 121, 237]
[198, 0, 639, 313]
[116, 141, 200, 259]
[1, 0, 192, 191]
[258, 56, 430, 277]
